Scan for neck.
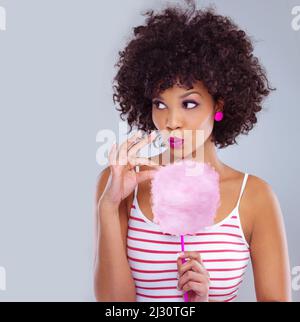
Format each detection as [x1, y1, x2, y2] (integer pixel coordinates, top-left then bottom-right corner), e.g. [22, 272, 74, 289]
[199, 138, 226, 179]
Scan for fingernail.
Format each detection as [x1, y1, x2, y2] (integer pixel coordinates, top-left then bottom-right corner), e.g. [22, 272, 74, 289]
[176, 252, 184, 257]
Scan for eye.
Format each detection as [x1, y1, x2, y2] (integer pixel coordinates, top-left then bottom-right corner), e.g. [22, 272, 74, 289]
[152, 100, 199, 110]
[183, 100, 199, 109]
[152, 100, 167, 110]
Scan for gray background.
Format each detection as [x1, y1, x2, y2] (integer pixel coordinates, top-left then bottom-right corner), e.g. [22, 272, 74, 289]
[0, 0, 299, 301]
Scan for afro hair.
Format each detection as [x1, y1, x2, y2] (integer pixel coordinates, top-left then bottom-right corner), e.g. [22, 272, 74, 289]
[112, 0, 275, 148]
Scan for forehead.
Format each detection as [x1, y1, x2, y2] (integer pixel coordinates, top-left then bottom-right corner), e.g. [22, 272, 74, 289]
[155, 80, 205, 98]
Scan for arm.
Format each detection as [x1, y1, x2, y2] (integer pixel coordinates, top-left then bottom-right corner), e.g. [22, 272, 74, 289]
[93, 167, 136, 302]
[250, 179, 291, 301]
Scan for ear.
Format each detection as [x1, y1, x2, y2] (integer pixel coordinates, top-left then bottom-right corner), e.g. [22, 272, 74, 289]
[215, 98, 225, 113]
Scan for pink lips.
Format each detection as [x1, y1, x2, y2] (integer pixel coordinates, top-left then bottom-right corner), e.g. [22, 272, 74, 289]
[168, 137, 184, 149]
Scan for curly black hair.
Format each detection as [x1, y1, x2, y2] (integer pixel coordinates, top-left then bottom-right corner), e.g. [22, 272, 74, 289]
[112, 0, 275, 149]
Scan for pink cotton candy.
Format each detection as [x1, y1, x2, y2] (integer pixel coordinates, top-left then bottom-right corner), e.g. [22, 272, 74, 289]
[150, 160, 221, 236]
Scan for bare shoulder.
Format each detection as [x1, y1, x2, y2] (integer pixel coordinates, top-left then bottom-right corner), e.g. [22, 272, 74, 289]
[246, 174, 280, 211]
[243, 174, 283, 244]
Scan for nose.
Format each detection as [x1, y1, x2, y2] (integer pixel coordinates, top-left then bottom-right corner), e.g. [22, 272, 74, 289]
[165, 108, 184, 131]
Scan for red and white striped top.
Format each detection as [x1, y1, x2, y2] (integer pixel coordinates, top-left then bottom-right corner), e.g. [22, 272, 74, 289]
[127, 169, 250, 302]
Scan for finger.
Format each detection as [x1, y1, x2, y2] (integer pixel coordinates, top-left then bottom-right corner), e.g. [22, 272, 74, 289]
[128, 157, 162, 169]
[178, 271, 208, 290]
[177, 259, 205, 277]
[176, 253, 189, 272]
[177, 258, 209, 281]
[177, 251, 203, 265]
[177, 254, 209, 279]
[128, 131, 157, 156]
[123, 130, 144, 150]
[177, 253, 198, 271]
[181, 281, 209, 297]
[118, 131, 144, 163]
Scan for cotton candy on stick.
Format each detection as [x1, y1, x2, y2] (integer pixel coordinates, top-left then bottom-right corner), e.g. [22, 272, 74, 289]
[150, 160, 221, 302]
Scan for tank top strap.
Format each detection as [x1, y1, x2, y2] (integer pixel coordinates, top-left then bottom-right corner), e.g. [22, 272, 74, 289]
[235, 173, 249, 210]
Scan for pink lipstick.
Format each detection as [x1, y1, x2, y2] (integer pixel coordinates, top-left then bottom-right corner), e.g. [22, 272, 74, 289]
[168, 137, 184, 149]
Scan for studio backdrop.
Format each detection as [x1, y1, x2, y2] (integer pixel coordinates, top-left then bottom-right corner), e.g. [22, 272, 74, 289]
[0, 0, 299, 301]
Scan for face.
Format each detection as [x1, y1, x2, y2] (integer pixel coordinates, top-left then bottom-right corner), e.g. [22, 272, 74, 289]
[151, 79, 223, 159]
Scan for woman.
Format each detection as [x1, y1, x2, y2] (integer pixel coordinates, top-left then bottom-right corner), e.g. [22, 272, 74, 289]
[94, 2, 291, 302]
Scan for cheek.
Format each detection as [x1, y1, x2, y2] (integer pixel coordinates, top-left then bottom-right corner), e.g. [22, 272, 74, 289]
[187, 110, 213, 130]
[152, 108, 165, 129]
[188, 111, 214, 144]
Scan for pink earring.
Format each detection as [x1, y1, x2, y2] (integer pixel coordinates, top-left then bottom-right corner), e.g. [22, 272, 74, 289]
[214, 111, 224, 122]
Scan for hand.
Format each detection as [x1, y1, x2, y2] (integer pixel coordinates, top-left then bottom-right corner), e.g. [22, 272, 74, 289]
[99, 130, 161, 209]
[177, 251, 210, 302]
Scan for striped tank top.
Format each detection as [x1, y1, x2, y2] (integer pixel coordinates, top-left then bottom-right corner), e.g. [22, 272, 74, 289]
[127, 167, 250, 302]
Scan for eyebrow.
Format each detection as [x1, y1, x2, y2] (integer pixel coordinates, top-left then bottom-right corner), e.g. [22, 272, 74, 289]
[153, 91, 202, 100]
